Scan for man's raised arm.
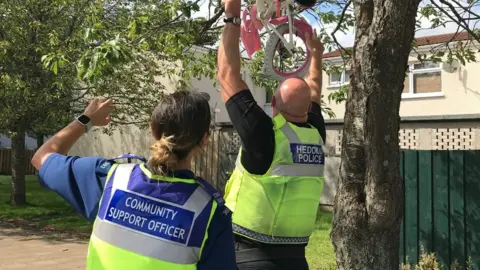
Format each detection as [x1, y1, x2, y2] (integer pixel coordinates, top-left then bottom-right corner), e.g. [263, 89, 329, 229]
[304, 32, 324, 105]
[217, 0, 249, 103]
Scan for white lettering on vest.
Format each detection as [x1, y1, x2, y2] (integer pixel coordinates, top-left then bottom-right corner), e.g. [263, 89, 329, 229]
[105, 190, 195, 244]
[124, 198, 178, 221]
[291, 143, 324, 165]
[146, 220, 186, 240]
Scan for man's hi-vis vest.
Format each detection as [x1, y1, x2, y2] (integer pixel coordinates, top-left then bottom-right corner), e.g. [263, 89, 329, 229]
[87, 155, 219, 270]
[224, 114, 324, 244]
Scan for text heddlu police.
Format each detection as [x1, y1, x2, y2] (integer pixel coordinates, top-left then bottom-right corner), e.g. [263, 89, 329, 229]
[108, 196, 187, 241]
[294, 144, 323, 163]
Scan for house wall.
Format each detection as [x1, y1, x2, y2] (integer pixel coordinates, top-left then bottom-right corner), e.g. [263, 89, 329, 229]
[323, 52, 480, 120]
[189, 70, 268, 124]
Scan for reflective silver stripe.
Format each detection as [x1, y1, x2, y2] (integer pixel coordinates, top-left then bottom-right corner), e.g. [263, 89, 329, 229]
[182, 187, 213, 242]
[280, 124, 300, 143]
[94, 166, 213, 264]
[281, 123, 324, 145]
[235, 154, 241, 169]
[93, 220, 200, 264]
[270, 164, 324, 177]
[280, 123, 302, 143]
[232, 224, 309, 244]
[111, 163, 136, 192]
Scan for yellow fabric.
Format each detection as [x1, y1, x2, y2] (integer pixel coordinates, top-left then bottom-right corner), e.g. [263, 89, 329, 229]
[87, 164, 215, 270]
[224, 114, 324, 242]
[87, 235, 196, 270]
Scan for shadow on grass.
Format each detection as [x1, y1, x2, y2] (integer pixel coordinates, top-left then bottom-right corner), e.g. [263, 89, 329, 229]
[0, 175, 91, 243]
[0, 219, 89, 244]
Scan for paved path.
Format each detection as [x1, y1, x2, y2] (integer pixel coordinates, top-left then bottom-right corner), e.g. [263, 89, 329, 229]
[0, 227, 88, 270]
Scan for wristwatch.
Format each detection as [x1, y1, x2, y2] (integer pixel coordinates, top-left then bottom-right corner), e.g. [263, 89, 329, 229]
[223, 17, 241, 26]
[76, 114, 92, 132]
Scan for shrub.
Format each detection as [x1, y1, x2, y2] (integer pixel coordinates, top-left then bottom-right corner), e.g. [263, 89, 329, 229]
[400, 247, 473, 270]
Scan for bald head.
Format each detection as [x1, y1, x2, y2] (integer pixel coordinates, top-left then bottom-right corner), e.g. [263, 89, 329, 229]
[272, 77, 311, 122]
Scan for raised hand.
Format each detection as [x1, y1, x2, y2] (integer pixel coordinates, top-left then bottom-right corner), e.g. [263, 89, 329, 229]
[305, 30, 324, 57]
[83, 98, 114, 126]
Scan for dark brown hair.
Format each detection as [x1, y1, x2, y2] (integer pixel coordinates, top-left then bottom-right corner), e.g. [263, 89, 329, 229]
[149, 91, 211, 175]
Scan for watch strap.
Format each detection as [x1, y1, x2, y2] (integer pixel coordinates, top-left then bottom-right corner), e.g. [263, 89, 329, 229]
[76, 114, 92, 132]
[224, 16, 241, 26]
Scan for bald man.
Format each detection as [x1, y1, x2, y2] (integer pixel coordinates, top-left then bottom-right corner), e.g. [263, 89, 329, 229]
[218, 1, 326, 269]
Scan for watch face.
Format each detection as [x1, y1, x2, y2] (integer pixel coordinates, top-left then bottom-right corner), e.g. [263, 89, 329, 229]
[77, 114, 91, 125]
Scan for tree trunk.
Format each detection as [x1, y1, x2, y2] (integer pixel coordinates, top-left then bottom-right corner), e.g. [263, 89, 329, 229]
[10, 129, 26, 205]
[36, 134, 44, 149]
[331, 1, 421, 269]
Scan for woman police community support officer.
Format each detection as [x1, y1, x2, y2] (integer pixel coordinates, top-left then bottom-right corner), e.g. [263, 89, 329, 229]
[31, 92, 237, 270]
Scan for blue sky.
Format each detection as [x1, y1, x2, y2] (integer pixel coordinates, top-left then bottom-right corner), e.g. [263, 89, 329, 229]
[300, 1, 480, 50]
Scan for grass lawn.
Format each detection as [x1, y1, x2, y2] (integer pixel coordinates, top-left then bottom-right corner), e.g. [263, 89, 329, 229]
[0, 175, 91, 236]
[307, 210, 336, 269]
[0, 175, 336, 268]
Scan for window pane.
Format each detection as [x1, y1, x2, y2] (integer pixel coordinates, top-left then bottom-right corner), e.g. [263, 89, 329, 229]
[403, 74, 409, 93]
[344, 70, 350, 83]
[413, 61, 440, 70]
[266, 90, 273, 103]
[413, 72, 441, 93]
[329, 72, 341, 84]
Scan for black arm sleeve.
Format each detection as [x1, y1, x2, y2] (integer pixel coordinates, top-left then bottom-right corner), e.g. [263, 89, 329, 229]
[307, 102, 327, 143]
[225, 90, 275, 175]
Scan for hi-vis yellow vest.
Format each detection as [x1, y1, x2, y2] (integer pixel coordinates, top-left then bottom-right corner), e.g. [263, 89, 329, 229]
[224, 114, 324, 244]
[87, 162, 217, 270]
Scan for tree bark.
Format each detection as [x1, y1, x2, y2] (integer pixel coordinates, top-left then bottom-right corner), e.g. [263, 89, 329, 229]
[36, 134, 44, 149]
[331, 1, 421, 269]
[10, 129, 26, 205]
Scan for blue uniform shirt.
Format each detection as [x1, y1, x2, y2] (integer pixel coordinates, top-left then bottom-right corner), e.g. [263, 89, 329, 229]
[39, 153, 236, 270]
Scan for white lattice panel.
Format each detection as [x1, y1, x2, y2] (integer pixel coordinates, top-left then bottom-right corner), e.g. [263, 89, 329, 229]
[399, 129, 418, 149]
[226, 132, 242, 153]
[335, 130, 343, 155]
[334, 129, 419, 153]
[433, 128, 475, 150]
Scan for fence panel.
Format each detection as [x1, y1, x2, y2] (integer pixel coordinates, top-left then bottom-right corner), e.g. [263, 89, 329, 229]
[404, 150, 419, 264]
[192, 128, 240, 194]
[465, 151, 480, 267]
[400, 150, 480, 269]
[418, 151, 433, 254]
[0, 149, 37, 175]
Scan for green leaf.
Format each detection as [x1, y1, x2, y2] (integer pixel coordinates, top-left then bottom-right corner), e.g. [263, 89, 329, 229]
[52, 62, 58, 75]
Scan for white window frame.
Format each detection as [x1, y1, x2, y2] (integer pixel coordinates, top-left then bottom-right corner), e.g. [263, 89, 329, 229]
[402, 61, 444, 99]
[327, 69, 350, 88]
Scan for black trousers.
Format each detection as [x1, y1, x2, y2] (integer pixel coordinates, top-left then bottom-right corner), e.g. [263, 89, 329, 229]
[235, 236, 309, 270]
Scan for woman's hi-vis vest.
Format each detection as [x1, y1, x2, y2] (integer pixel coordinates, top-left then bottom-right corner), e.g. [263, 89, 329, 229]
[224, 114, 324, 244]
[87, 154, 219, 270]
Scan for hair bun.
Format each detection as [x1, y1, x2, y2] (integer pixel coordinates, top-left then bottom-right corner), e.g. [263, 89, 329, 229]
[148, 136, 179, 175]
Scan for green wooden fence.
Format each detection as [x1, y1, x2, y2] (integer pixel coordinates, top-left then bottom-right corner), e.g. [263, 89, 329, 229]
[400, 150, 480, 269]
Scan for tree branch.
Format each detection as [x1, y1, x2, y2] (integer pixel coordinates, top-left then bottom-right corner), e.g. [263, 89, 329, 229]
[331, 0, 352, 57]
[433, 0, 480, 41]
[450, 0, 480, 20]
